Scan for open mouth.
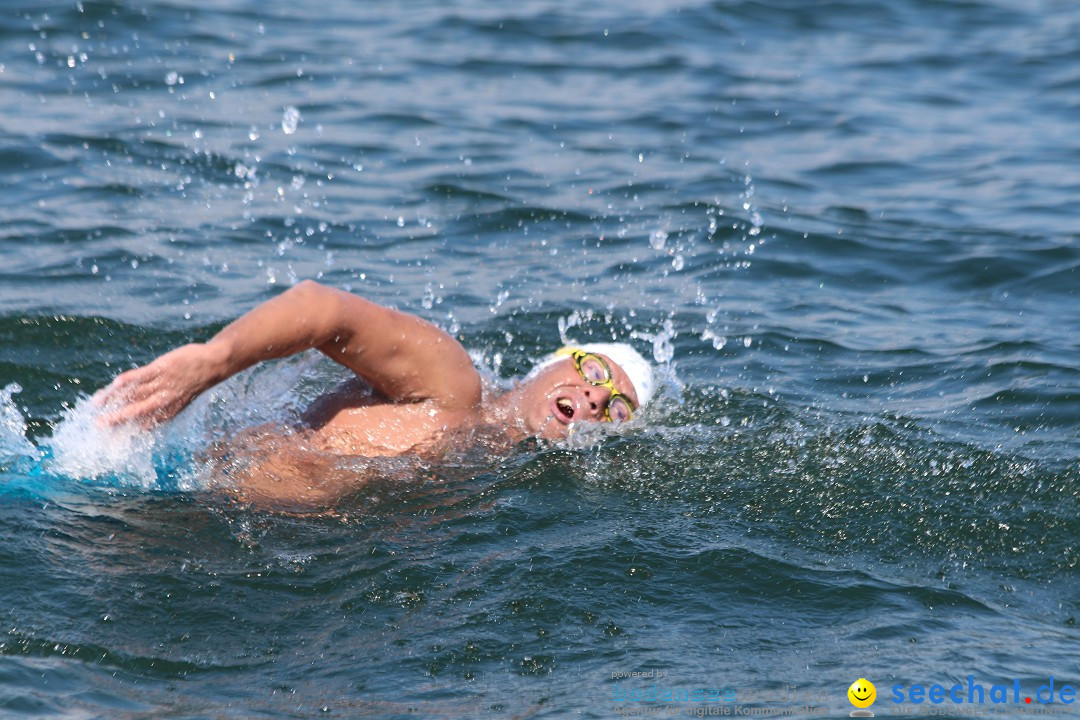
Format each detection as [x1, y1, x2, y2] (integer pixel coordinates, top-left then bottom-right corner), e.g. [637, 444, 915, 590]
[554, 397, 575, 422]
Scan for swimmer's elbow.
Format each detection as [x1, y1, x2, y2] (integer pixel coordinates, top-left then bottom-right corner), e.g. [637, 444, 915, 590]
[289, 278, 331, 308]
[293, 278, 326, 294]
[288, 280, 350, 340]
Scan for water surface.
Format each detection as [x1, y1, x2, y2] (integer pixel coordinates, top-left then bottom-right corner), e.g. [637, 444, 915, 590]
[1, 0, 1077, 717]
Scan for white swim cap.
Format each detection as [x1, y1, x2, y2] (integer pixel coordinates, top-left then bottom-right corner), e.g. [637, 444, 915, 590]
[526, 341, 655, 409]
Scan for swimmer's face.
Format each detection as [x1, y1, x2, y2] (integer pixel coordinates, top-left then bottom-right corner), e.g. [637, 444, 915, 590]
[515, 355, 639, 439]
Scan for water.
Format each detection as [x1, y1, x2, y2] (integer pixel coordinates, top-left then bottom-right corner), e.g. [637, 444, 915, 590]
[1, 0, 1078, 717]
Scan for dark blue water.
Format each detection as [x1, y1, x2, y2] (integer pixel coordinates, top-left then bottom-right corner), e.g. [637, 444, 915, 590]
[1, 1, 1077, 717]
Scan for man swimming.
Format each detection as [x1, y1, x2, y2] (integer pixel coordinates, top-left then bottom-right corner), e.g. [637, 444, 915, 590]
[93, 280, 654, 506]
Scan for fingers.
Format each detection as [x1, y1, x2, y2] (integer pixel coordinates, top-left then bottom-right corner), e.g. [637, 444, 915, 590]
[92, 347, 201, 428]
[93, 363, 156, 407]
[93, 381, 157, 422]
[96, 394, 169, 429]
[93, 369, 174, 429]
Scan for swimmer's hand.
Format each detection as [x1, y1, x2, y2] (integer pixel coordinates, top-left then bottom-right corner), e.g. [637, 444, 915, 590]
[93, 343, 224, 428]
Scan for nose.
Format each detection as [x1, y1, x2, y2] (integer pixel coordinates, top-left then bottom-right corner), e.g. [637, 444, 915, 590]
[582, 386, 611, 420]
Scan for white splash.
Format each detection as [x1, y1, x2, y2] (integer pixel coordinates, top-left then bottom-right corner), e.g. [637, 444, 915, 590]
[0, 383, 37, 464]
[44, 395, 159, 487]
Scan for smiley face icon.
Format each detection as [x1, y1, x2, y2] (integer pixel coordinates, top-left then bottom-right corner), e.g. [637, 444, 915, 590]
[848, 678, 876, 716]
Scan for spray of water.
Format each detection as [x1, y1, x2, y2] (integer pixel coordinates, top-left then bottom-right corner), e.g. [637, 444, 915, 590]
[44, 395, 161, 487]
[0, 384, 37, 468]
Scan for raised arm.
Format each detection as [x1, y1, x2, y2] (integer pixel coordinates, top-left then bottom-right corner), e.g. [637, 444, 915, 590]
[94, 280, 481, 427]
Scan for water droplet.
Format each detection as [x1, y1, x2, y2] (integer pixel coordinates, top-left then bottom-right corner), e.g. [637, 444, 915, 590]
[651, 319, 676, 363]
[649, 230, 668, 250]
[281, 106, 300, 135]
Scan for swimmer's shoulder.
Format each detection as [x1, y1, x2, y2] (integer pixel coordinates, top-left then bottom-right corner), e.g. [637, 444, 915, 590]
[305, 399, 475, 456]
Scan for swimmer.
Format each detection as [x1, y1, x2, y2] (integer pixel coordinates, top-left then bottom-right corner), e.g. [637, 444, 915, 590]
[92, 281, 654, 505]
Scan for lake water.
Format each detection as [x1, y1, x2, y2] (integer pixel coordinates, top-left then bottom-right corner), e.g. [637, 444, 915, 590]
[1, 0, 1077, 717]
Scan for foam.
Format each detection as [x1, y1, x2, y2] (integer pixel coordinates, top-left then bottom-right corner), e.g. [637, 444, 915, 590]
[0, 384, 37, 464]
[44, 394, 160, 487]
